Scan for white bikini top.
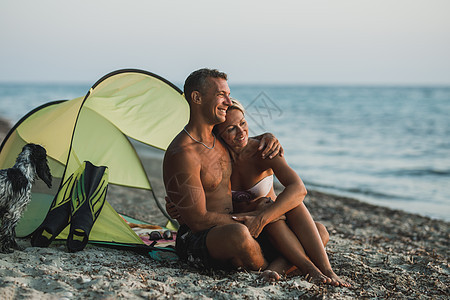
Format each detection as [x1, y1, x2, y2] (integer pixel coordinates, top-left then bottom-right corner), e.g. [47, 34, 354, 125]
[231, 175, 274, 203]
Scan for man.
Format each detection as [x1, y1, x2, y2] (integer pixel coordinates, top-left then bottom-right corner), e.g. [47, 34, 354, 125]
[163, 68, 281, 270]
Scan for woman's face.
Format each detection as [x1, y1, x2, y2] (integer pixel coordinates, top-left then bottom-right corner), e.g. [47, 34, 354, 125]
[216, 108, 249, 150]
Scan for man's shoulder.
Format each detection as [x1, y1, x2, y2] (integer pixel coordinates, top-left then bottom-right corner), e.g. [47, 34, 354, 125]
[164, 133, 199, 162]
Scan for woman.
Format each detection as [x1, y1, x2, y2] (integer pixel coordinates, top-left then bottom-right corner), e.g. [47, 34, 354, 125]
[214, 99, 350, 287]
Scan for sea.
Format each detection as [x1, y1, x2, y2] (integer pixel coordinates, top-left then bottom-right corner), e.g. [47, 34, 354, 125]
[1, 82, 449, 222]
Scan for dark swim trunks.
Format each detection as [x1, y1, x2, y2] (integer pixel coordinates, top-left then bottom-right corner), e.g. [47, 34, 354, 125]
[176, 224, 279, 269]
[175, 224, 227, 269]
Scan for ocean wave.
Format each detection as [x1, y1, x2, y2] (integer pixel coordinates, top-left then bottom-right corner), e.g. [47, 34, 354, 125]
[379, 169, 450, 177]
[304, 181, 408, 201]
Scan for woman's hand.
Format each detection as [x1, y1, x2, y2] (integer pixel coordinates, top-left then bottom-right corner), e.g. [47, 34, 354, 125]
[232, 197, 286, 237]
[232, 215, 266, 238]
[232, 197, 269, 238]
[257, 133, 284, 159]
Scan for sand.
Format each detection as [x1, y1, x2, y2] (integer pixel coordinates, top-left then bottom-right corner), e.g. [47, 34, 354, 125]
[0, 117, 449, 299]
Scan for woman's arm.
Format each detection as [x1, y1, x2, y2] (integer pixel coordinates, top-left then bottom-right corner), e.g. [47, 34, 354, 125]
[262, 155, 307, 221]
[233, 155, 306, 237]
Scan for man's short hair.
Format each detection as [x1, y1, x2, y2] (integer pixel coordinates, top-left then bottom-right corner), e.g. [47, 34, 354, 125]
[183, 68, 228, 103]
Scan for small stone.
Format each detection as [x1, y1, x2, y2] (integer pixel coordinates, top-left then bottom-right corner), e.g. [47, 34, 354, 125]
[61, 291, 73, 298]
[77, 276, 91, 284]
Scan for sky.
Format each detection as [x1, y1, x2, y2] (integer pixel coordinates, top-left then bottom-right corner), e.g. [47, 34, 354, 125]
[1, 0, 449, 85]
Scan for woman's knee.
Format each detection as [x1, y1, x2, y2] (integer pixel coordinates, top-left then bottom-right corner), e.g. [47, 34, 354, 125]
[315, 222, 329, 246]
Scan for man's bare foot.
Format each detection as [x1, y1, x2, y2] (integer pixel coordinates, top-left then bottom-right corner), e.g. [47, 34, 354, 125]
[260, 270, 281, 282]
[323, 270, 351, 287]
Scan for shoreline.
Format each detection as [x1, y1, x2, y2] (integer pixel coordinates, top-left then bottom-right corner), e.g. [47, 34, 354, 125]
[1, 116, 449, 299]
[0, 115, 447, 224]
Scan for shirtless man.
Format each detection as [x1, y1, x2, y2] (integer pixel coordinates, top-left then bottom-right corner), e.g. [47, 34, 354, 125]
[163, 68, 281, 270]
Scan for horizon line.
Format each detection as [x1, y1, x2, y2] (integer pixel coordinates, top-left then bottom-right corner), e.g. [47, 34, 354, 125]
[1, 80, 449, 88]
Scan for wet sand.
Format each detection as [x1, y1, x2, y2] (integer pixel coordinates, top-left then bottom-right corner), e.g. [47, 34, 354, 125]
[0, 117, 448, 299]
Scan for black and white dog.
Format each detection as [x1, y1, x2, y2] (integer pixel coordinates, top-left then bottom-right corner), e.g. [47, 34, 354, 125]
[0, 144, 52, 253]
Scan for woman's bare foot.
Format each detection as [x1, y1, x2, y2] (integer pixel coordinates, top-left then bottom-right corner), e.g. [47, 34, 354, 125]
[260, 270, 281, 282]
[322, 270, 351, 287]
[303, 266, 332, 285]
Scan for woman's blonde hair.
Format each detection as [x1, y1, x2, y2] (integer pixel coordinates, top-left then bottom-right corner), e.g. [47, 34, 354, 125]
[229, 98, 245, 115]
[213, 98, 246, 136]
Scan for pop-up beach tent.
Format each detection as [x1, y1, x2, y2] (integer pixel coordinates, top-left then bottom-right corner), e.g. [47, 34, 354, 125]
[0, 69, 189, 255]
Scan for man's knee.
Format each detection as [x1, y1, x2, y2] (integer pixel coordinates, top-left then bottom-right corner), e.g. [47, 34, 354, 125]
[227, 223, 255, 250]
[207, 223, 255, 254]
[315, 222, 329, 245]
[222, 223, 266, 270]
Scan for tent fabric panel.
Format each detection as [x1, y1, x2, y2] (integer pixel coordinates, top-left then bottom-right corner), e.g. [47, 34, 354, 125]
[64, 107, 151, 189]
[0, 125, 67, 189]
[16, 193, 54, 237]
[16, 97, 84, 164]
[84, 71, 189, 150]
[0, 130, 27, 169]
[57, 201, 145, 245]
[47, 156, 66, 179]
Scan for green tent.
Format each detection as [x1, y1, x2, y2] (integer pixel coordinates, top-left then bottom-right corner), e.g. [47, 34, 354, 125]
[0, 69, 189, 255]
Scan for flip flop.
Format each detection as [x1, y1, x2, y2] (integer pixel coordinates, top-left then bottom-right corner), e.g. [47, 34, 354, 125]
[67, 161, 108, 252]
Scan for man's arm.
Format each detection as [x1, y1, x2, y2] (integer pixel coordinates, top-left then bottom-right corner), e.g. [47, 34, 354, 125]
[253, 133, 284, 159]
[163, 149, 236, 232]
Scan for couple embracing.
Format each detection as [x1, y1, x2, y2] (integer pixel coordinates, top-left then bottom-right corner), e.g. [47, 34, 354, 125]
[163, 68, 349, 287]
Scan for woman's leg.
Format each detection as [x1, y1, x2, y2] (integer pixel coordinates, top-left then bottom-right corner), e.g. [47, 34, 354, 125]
[267, 221, 329, 278]
[285, 203, 350, 287]
[264, 220, 332, 284]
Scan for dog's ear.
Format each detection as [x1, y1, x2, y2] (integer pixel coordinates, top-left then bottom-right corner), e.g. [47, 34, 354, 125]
[38, 162, 52, 189]
[36, 145, 47, 159]
[29, 144, 47, 161]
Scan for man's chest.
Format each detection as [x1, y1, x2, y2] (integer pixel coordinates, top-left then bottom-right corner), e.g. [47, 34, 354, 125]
[199, 148, 232, 191]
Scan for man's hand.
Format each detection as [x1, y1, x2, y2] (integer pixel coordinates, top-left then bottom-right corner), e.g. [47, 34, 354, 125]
[257, 133, 284, 159]
[232, 197, 287, 237]
[165, 196, 185, 224]
[232, 215, 265, 238]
